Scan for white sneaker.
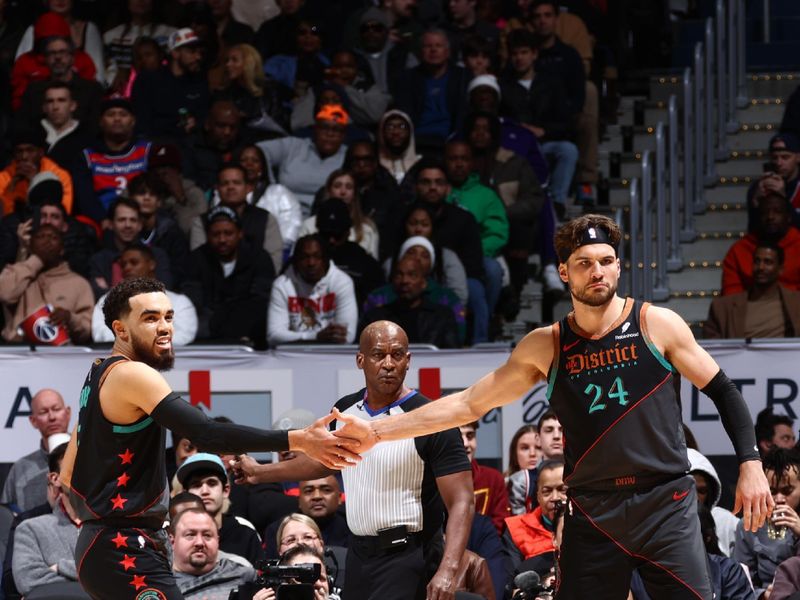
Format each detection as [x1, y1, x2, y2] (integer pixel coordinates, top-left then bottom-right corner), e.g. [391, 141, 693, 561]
[543, 264, 566, 292]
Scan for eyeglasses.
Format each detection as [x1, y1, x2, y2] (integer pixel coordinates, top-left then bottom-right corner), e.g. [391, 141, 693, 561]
[281, 533, 319, 546]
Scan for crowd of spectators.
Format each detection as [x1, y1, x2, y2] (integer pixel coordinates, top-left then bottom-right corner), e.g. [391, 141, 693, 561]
[0, 0, 619, 349]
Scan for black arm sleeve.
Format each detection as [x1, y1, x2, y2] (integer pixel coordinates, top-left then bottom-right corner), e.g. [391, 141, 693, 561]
[701, 369, 760, 463]
[150, 392, 289, 453]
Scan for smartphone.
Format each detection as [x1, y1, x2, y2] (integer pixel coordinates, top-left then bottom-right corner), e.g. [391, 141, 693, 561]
[763, 161, 778, 174]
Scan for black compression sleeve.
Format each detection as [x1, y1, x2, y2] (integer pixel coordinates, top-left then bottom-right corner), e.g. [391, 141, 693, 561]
[150, 392, 289, 453]
[701, 369, 760, 463]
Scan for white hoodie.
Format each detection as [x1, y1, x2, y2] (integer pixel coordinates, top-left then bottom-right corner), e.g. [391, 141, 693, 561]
[267, 262, 357, 346]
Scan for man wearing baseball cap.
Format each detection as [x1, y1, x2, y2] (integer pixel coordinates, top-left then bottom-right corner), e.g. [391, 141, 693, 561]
[749, 132, 800, 230]
[131, 27, 210, 139]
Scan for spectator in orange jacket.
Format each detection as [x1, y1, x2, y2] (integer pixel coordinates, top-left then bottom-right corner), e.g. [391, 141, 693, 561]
[0, 126, 73, 216]
[10, 12, 96, 111]
[460, 421, 510, 534]
[502, 459, 566, 576]
[722, 193, 800, 295]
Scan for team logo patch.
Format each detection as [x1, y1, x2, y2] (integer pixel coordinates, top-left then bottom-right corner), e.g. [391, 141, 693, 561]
[136, 589, 167, 600]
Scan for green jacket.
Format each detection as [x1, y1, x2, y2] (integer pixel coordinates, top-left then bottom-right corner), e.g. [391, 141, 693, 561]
[448, 173, 509, 257]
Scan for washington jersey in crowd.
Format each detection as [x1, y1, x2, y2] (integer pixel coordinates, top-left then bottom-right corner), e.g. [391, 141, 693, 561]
[66, 355, 168, 520]
[83, 140, 152, 212]
[548, 298, 688, 489]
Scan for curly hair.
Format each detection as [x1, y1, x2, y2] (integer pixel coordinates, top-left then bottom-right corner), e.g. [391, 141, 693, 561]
[102, 277, 166, 333]
[762, 447, 800, 484]
[553, 214, 621, 264]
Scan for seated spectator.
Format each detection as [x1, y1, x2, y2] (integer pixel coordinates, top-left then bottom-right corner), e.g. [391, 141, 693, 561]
[359, 255, 460, 348]
[413, 157, 487, 342]
[148, 143, 208, 236]
[88, 198, 173, 298]
[171, 508, 259, 599]
[444, 140, 508, 317]
[253, 0, 306, 59]
[377, 109, 422, 186]
[77, 98, 151, 222]
[177, 453, 263, 566]
[747, 133, 800, 230]
[393, 29, 470, 153]
[181, 99, 253, 192]
[460, 421, 510, 534]
[182, 206, 275, 344]
[734, 447, 800, 598]
[258, 104, 349, 216]
[264, 17, 330, 97]
[234, 144, 302, 249]
[0, 178, 96, 277]
[11, 438, 83, 599]
[168, 491, 205, 524]
[502, 459, 566, 576]
[209, 0, 255, 48]
[264, 475, 349, 558]
[508, 410, 563, 515]
[102, 0, 176, 93]
[212, 43, 288, 137]
[291, 84, 373, 146]
[372, 234, 466, 343]
[92, 245, 197, 345]
[500, 29, 577, 218]
[128, 172, 190, 284]
[462, 33, 495, 77]
[190, 163, 283, 273]
[755, 408, 796, 457]
[131, 27, 210, 140]
[443, 0, 499, 64]
[39, 82, 95, 171]
[272, 514, 345, 594]
[15, 0, 104, 77]
[687, 448, 741, 557]
[0, 125, 73, 217]
[352, 7, 418, 95]
[311, 199, 384, 307]
[464, 111, 545, 302]
[506, 424, 539, 479]
[11, 12, 96, 111]
[0, 390, 70, 513]
[17, 36, 103, 135]
[300, 169, 380, 259]
[722, 194, 800, 295]
[0, 224, 92, 343]
[705, 243, 800, 339]
[267, 234, 358, 346]
[126, 36, 166, 96]
[343, 141, 407, 261]
[293, 50, 390, 132]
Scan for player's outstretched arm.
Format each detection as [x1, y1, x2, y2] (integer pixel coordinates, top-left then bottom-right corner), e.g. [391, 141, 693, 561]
[647, 307, 773, 531]
[335, 327, 552, 452]
[106, 362, 361, 470]
[231, 453, 334, 486]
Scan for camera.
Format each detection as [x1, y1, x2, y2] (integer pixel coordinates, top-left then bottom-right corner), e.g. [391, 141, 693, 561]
[510, 570, 556, 600]
[229, 560, 321, 600]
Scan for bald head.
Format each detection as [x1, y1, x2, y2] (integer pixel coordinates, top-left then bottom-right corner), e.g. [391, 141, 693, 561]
[29, 389, 70, 439]
[359, 321, 409, 353]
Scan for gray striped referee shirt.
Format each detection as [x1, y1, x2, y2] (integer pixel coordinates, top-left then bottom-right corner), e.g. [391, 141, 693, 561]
[331, 389, 470, 537]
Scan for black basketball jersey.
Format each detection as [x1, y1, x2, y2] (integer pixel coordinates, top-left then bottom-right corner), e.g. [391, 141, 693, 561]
[546, 298, 689, 490]
[68, 356, 168, 522]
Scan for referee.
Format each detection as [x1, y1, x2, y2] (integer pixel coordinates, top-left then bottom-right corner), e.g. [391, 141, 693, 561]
[233, 320, 474, 600]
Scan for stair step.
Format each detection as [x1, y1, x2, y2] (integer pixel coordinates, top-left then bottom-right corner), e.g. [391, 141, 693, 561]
[659, 267, 723, 292]
[694, 208, 748, 230]
[678, 237, 739, 261]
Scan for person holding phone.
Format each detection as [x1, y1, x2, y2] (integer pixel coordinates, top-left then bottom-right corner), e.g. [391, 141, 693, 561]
[747, 133, 800, 231]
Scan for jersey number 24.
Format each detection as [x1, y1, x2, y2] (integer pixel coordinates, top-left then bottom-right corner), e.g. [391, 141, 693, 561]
[584, 377, 629, 414]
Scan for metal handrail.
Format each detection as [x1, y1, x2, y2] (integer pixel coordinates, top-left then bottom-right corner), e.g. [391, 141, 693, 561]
[653, 124, 669, 301]
[641, 151, 653, 303]
[726, 0, 740, 126]
[667, 94, 684, 270]
[681, 68, 697, 242]
[715, 0, 730, 151]
[693, 43, 706, 212]
[629, 177, 640, 300]
[736, 0, 748, 107]
[704, 18, 716, 184]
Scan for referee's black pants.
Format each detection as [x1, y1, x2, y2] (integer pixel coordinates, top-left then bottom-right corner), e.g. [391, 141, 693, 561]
[556, 474, 712, 600]
[344, 531, 443, 600]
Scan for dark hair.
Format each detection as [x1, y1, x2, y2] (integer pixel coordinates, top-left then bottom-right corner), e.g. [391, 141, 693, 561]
[43, 80, 73, 98]
[121, 243, 157, 264]
[507, 424, 539, 474]
[102, 277, 166, 332]
[234, 144, 272, 185]
[133, 35, 164, 59]
[169, 491, 205, 511]
[415, 156, 447, 179]
[463, 111, 502, 148]
[532, 0, 559, 14]
[39, 197, 68, 219]
[697, 504, 721, 555]
[109, 197, 141, 220]
[279, 543, 324, 565]
[537, 408, 559, 430]
[755, 408, 795, 445]
[537, 458, 565, 482]
[462, 33, 493, 58]
[344, 140, 378, 168]
[506, 28, 539, 52]
[48, 441, 68, 473]
[759, 192, 792, 214]
[217, 161, 247, 182]
[754, 241, 785, 265]
[293, 234, 327, 263]
[128, 171, 168, 199]
[762, 447, 800, 482]
[553, 214, 622, 264]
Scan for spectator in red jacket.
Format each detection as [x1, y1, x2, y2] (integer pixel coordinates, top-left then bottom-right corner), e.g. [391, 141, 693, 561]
[722, 193, 800, 295]
[460, 420, 510, 534]
[11, 12, 96, 111]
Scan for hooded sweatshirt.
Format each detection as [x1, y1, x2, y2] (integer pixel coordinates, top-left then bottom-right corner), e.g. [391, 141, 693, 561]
[687, 448, 741, 557]
[378, 110, 422, 184]
[448, 173, 510, 258]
